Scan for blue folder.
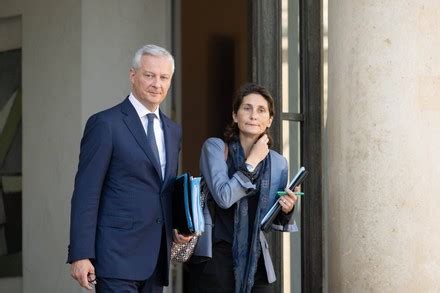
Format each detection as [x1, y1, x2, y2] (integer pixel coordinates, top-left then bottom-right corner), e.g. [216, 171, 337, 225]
[173, 173, 204, 236]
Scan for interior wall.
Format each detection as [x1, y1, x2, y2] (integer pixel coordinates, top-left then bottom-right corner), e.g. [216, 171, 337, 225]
[181, 0, 248, 174]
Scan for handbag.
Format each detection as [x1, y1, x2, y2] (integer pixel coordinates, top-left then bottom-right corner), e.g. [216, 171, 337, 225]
[171, 179, 209, 264]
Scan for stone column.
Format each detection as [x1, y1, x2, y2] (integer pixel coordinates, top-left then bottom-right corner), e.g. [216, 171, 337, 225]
[327, 1, 440, 291]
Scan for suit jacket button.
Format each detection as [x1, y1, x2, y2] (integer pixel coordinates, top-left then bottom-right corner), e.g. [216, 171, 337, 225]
[156, 218, 162, 224]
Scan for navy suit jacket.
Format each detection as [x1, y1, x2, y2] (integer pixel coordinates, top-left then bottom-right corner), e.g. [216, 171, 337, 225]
[68, 97, 181, 284]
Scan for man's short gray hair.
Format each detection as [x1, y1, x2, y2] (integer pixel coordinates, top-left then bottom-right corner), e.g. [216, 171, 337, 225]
[132, 44, 175, 74]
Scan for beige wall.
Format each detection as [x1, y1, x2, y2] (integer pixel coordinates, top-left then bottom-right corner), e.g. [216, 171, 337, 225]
[0, 16, 21, 52]
[0, 0, 22, 18]
[22, 0, 83, 291]
[80, 0, 173, 121]
[327, 1, 440, 291]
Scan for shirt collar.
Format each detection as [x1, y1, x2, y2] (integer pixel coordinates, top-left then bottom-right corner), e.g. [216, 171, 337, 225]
[128, 93, 161, 121]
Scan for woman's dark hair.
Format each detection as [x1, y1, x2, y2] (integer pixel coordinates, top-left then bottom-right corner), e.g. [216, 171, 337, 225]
[224, 83, 275, 147]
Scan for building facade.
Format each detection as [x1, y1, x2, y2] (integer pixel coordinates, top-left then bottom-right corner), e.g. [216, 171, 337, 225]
[1, 0, 439, 292]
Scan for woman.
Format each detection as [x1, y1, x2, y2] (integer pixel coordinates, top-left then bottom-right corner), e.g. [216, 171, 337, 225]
[188, 83, 300, 293]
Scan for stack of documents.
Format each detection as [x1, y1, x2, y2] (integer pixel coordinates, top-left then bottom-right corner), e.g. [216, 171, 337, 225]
[173, 173, 205, 236]
[260, 166, 308, 232]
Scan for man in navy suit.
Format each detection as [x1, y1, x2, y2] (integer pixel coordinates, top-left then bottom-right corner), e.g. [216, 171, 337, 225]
[68, 44, 190, 292]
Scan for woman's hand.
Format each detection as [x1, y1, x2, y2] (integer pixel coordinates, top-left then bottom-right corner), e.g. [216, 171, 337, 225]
[245, 134, 270, 167]
[173, 229, 193, 244]
[279, 186, 300, 214]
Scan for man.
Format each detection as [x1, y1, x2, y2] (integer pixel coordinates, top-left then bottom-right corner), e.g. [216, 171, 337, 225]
[68, 44, 190, 292]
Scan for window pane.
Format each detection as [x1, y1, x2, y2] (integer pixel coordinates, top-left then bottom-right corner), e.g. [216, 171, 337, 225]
[282, 0, 300, 114]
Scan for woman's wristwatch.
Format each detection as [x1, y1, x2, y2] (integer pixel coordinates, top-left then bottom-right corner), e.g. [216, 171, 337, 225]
[245, 163, 255, 172]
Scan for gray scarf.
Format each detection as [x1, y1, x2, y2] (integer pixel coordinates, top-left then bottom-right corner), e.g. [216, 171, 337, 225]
[229, 139, 271, 293]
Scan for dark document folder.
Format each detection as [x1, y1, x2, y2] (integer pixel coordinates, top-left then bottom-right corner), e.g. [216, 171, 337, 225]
[260, 167, 308, 232]
[173, 173, 203, 236]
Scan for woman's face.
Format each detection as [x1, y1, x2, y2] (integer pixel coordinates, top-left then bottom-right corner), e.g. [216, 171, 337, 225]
[233, 93, 273, 138]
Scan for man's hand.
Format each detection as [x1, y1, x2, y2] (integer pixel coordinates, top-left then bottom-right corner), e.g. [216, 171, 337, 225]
[173, 229, 193, 244]
[70, 259, 96, 290]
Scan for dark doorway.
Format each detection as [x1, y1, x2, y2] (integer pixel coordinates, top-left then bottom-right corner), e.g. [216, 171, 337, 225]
[180, 0, 249, 291]
[181, 0, 249, 176]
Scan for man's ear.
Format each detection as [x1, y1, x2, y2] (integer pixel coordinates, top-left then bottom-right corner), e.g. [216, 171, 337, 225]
[129, 68, 136, 82]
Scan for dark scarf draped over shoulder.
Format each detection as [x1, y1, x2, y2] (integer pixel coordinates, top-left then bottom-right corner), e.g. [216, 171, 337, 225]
[228, 139, 271, 293]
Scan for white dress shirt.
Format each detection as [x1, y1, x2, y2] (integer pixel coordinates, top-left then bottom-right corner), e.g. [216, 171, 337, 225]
[129, 93, 166, 178]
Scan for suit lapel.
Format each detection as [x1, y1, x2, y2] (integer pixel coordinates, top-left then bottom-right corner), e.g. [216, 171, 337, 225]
[160, 111, 176, 185]
[121, 98, 162, 180]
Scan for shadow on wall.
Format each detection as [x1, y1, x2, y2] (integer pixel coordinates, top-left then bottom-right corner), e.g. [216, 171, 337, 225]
[0, 49, 22, 277]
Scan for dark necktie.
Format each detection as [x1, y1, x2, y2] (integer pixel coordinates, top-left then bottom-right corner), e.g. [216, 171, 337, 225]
[146, 113, 162, 178]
